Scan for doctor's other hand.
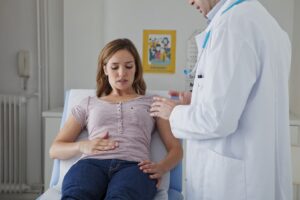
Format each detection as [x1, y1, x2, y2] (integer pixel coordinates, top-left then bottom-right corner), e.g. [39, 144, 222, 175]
[169, 90, 192, 105]
[150, 96, 177, 120]
[138, 160, 166, 188]
[78, 131, 119, 155]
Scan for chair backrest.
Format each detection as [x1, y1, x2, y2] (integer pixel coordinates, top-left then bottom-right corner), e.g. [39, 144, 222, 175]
[49, 89, 182, 199]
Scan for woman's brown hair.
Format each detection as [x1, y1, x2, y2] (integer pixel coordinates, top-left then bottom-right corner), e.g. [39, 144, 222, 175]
[96, 38, 146, 97]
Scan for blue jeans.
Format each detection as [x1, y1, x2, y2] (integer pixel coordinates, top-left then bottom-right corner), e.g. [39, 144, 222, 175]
[61, 159, 157, 200]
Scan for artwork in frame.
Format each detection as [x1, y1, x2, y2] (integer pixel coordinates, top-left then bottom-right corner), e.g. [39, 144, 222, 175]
[142, 30, 176, 73]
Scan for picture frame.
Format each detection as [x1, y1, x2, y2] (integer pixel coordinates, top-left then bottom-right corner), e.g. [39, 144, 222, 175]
[142, 30, 176, 73]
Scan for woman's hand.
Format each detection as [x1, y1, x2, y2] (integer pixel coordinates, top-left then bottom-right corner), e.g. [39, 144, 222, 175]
[78, 132, 118, 155]
[138, 160, 167, 188]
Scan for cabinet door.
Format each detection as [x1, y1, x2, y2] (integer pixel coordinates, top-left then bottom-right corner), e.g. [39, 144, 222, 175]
[44, 117, 61, 190]
[290, 125, 300, 200]
[292, 146, 300, 200]
[291, 125, 300, 146]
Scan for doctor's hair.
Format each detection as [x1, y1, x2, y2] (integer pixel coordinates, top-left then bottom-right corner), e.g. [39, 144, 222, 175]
[96, 38, 146, 97]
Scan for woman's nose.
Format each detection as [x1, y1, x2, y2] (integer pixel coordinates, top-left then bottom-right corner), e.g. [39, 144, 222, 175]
[118, 67, 126, 76]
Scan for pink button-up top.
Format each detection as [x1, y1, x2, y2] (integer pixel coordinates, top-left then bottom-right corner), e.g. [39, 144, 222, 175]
[71, 95, 155, 162]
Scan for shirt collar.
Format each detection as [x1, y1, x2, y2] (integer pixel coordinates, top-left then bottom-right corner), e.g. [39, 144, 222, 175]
[206, 0, 227, 23]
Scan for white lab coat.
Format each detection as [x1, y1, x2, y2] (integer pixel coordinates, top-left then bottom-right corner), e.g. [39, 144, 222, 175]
[169, 0, 293, 199]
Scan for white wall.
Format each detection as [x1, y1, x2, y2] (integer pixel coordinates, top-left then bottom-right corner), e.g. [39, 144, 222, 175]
[103, 0, 204, 91]
[0, 0, 38, 94]
[290, 0, 300, 116]
[0, 0, 42, 190]
[64, 0, 104, 90]
[48, 0, 64, 108]
[64, 0, 298, 93]
[64, 0, 205, 92]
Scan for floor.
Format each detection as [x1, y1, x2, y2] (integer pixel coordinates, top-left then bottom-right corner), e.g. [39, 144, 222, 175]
[0, 192, 41, 200]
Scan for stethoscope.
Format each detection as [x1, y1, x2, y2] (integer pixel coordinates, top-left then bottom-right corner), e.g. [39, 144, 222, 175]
[184, 0, 247, 79]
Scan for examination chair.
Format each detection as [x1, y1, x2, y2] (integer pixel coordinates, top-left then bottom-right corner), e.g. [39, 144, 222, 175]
[37, 89, 183, 200]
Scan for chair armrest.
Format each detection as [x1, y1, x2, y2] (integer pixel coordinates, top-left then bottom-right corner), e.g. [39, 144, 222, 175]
[49, 159, 60, 188]
[169, 160, 182, 192]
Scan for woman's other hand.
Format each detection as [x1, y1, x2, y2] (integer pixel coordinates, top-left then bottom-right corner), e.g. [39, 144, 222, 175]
[138, 160, 167, 188]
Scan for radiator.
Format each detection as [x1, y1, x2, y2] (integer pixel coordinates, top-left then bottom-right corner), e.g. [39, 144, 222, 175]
[0, 94, 28, 193]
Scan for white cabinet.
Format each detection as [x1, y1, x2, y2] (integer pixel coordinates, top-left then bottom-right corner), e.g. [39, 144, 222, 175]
[42, 107, 63, 191]
[290, 118, 300, 200]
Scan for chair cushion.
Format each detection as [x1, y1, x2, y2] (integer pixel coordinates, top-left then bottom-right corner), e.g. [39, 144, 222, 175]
[54, 89, 170, 199]
[37, 187, 61, 200]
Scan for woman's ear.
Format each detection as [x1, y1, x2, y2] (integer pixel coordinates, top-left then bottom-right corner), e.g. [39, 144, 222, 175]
[103, 65, 108, 75]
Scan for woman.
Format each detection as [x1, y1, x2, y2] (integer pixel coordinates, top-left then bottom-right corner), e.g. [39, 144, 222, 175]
[49, 38, 183, 200]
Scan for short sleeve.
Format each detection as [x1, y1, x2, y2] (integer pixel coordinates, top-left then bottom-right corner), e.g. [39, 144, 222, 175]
[143, 95, 154, 105]
[71, 97, 90, 129]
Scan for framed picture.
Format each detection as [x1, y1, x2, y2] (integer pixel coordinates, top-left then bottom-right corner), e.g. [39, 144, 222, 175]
[142, 30, 176, 73]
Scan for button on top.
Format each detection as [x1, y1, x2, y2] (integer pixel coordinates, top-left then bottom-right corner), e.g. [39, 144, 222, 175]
[117, 103, 123, 133]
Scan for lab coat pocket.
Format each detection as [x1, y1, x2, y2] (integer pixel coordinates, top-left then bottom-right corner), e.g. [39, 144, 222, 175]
[203, 148, 246, 200]
[195, 77, 205, 90]
[196, 78, 204, 89]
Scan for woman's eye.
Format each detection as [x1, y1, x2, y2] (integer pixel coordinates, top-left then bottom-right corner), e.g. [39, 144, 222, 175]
[111, 65, 118, 70]
[126, 65, 133, 69]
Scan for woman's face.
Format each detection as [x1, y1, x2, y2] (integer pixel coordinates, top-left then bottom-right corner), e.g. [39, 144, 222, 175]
[104, 49, 136, 94]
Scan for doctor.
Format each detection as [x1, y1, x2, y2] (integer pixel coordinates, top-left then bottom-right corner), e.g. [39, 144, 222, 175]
[150, 0, 293, 199]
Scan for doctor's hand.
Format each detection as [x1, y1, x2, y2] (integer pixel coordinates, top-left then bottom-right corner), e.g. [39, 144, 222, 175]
[150, 96, 177, 120]
[138, 160, 167, 188]
[78, 131, 118, 155]
[169, 90, 192, 105]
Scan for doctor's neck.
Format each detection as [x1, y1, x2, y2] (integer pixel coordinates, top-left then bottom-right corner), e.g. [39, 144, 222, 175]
[205, 0, 223, 19]
[207, 0, 221, 10]
[200, 0, 221, 18]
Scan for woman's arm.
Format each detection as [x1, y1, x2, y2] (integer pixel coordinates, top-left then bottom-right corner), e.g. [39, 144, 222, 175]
[49, 115, 118, 160]
[139, 117, 183, 186]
